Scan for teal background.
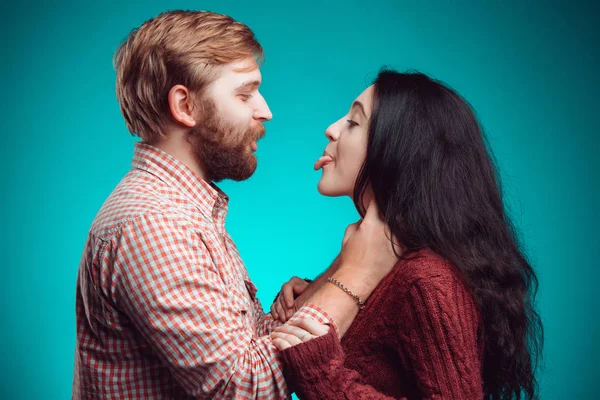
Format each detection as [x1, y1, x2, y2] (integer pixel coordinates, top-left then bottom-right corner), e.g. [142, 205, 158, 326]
[2, 0, 598, 398]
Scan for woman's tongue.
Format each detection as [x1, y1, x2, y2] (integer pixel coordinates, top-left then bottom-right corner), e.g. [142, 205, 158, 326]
[314, 155, 334, 170]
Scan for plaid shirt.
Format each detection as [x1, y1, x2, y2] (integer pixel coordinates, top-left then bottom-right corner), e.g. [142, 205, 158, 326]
[73, 143, 333, 399]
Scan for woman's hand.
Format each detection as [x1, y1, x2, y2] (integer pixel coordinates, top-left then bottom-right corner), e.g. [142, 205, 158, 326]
[271, 277, 311, 322]
[270, 318, 330, 350]
[337, 199, 400, 290]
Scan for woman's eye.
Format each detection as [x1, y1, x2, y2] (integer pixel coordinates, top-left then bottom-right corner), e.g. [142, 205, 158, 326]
[347, 119, 359, 128]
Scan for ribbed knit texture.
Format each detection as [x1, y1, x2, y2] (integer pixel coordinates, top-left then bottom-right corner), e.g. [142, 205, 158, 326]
[280, 249, 484, 399]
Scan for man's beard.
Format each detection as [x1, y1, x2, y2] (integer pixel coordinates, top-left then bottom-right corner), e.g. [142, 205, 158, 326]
[190, 99, 266, 182]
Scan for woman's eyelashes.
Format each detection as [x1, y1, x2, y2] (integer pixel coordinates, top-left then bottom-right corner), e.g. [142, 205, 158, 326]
[346, 119, 359, 128]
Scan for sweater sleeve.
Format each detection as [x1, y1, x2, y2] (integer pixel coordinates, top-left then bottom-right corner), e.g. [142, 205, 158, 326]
[397, 275, 483, 399]
[279, 273, 483, 400]
[279, 327, 399, 400]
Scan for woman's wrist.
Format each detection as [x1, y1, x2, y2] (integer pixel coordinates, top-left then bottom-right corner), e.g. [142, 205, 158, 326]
[329, 266, 380, 301]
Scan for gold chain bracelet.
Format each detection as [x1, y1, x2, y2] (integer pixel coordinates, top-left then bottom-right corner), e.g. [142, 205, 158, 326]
[327, 277, 366, 310]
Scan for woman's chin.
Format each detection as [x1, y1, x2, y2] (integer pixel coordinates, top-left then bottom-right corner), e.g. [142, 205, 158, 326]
[317, 180, 347, 197]
[317, 180, 332, 196]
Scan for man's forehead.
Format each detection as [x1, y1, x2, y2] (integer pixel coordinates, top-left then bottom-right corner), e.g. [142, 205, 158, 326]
[232, 58, 259, 72]
[223, 57, 259, 76]
[218, 59, 261, 83]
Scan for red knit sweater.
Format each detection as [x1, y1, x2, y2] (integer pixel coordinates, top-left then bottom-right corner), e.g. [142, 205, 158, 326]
[280, 249, 484, 399]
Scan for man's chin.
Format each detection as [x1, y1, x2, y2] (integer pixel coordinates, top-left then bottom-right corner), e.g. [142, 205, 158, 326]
[213, 157, 257, 182]
[237, 158, 258, 181]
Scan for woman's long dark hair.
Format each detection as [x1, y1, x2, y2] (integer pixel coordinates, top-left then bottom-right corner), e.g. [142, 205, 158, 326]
[354, 70, 543, 399]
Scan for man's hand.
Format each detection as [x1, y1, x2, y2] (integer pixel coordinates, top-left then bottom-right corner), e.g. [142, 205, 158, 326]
[270, 277, 310, 322]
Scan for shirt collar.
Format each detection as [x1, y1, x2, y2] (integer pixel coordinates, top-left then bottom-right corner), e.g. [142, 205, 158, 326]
[131, 142, 229, 217]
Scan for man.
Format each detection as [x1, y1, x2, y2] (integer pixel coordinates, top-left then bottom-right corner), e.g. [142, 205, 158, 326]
[73, 10, 397, 399]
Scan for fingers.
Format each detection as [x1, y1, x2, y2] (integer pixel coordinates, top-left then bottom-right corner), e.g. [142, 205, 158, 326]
[278, 297, 296, 323]
[270, 319, 329, 351]
[275, 300, 291, 323]
[293, 278, 310, 296]
[283, 302, 294, 321]
[272, 337, 292, 350]
[281, 277, 307, 308]
[270, 301, 279, 321]
[273, 276, 310, 322]
[281, 283, 294, 308]
[274, 301, 283, 322]
[271, 296, 288, 323]
[271, 331, 304, 347]
[273, 324, 313, 342]
[289, 318, 330, 337]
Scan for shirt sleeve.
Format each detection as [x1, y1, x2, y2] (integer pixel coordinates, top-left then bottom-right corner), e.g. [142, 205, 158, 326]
[111, 212, 292, 399]
[255, 311, 283, 336]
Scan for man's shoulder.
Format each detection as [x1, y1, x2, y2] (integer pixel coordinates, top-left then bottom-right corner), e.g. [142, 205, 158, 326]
[89, 171, 194, 240]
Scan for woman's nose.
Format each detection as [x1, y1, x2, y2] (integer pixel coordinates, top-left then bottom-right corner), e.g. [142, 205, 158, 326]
[325, 118, 342, 141]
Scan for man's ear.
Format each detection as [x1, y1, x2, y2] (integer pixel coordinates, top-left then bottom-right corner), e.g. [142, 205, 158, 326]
[168, 85, 196, 127]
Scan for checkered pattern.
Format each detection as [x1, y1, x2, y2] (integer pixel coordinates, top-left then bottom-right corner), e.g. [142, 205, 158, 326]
[73, 143, 333, 399]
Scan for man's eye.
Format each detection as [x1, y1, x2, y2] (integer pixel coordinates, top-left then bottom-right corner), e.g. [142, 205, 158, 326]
[240, 94, 253, 101]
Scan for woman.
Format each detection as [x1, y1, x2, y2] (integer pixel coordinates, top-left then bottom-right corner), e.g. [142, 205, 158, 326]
[270, 70, 543, 399]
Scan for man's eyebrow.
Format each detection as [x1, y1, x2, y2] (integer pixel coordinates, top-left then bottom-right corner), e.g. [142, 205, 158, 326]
[351, 101, 367, 118]
[235, 80, 261, 91]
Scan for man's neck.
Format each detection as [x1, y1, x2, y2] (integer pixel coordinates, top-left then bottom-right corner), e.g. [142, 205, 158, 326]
[148, 129, 212, 182]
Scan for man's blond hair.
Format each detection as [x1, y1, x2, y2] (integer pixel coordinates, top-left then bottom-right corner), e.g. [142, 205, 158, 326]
[114, 10, 264, 142]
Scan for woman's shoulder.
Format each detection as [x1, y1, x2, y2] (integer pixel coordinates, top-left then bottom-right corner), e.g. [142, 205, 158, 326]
[389, 249, 479, 321]
[392, 248, 469, 292]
